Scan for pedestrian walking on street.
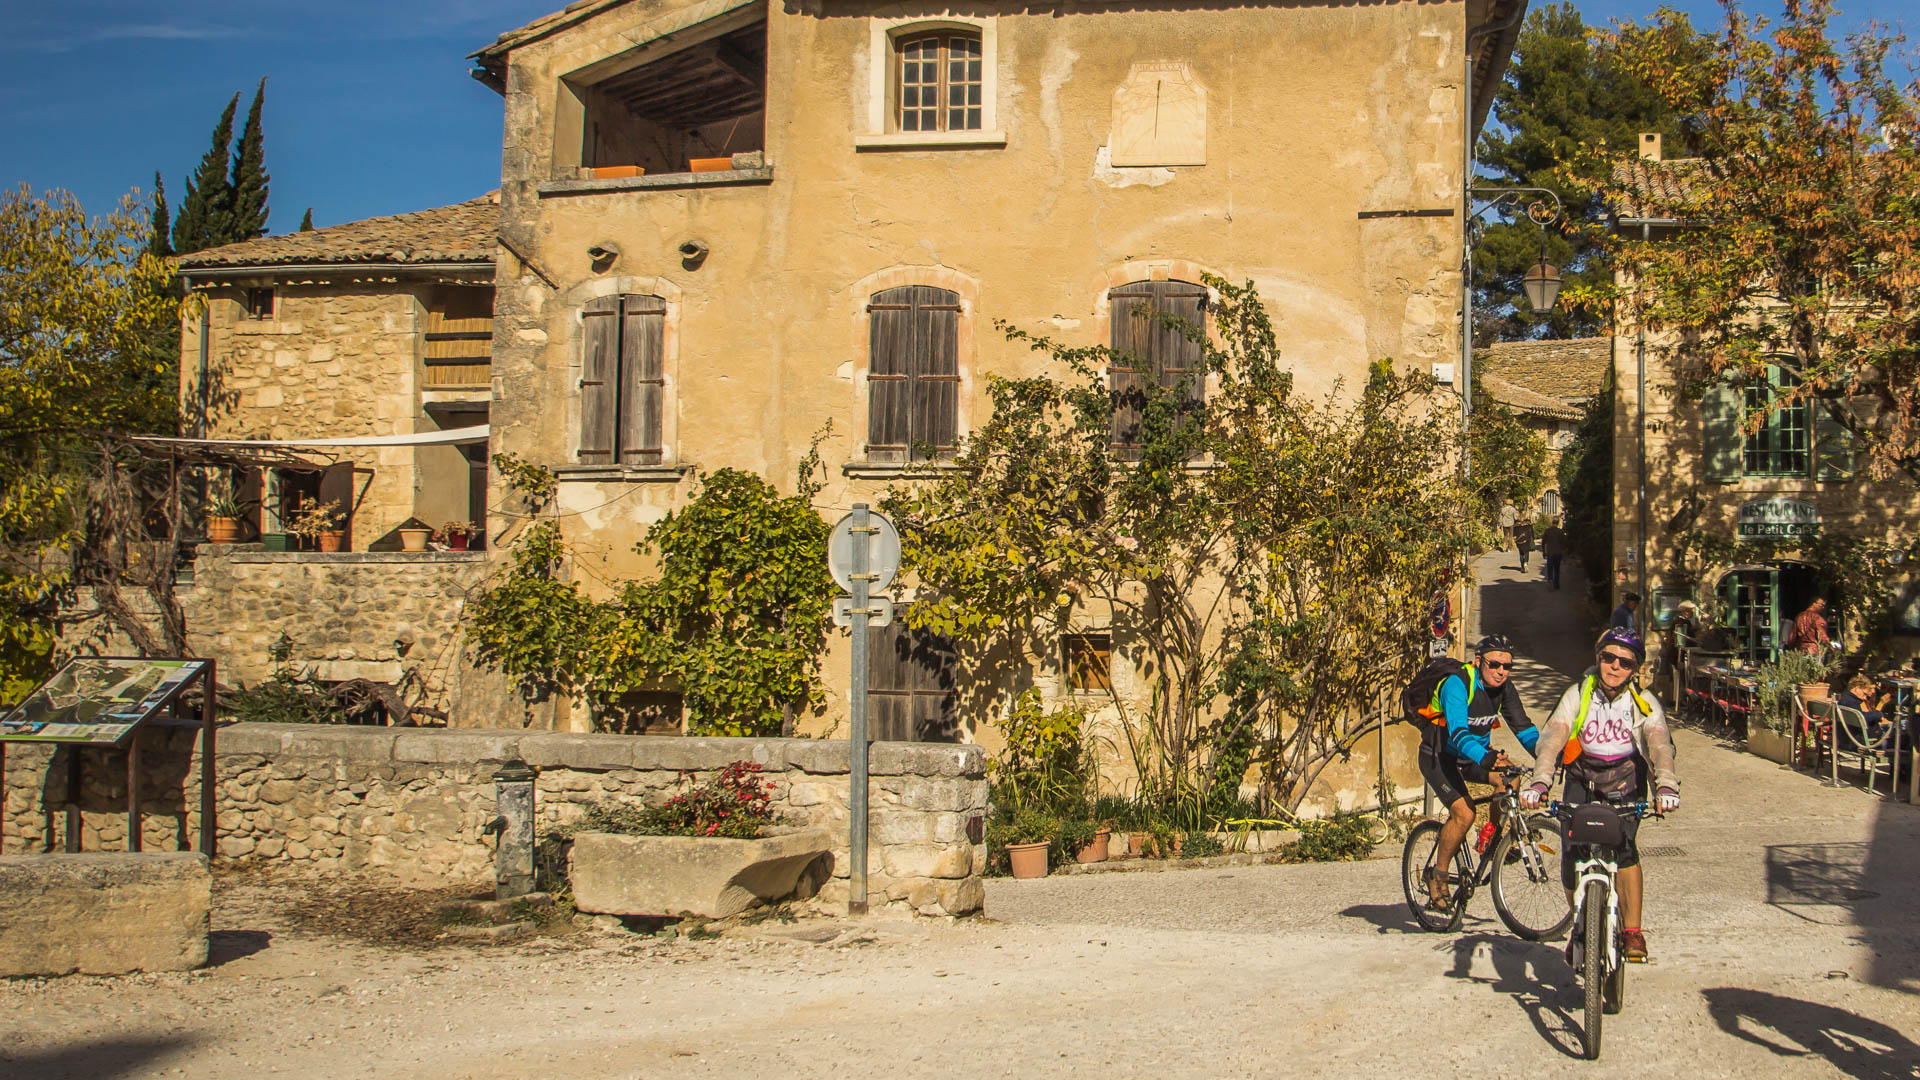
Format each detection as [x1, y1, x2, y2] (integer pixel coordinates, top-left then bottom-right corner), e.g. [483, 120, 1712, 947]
[1611, 592, 1641, 635]
[1514, 519, 1535, 572]
[1498, 503, 1517, 550]
[1542, 518, 1567, 589]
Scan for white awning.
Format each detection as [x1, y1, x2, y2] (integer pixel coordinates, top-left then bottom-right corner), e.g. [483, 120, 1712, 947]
[133, 425, 490, 449]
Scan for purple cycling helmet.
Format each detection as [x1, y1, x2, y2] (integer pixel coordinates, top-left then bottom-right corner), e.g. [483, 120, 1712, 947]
[1595, 627, 1645, 663]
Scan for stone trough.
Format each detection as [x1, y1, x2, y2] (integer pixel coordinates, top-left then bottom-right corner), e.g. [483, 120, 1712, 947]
[0, 853, 210, 977]
[569, 828, 834, 919]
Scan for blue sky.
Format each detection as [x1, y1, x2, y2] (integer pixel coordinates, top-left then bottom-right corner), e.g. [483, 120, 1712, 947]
[2, 0, 1911, 235]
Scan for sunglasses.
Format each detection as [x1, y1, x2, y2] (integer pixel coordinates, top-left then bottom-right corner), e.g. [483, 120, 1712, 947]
[1481, 660, 1513, 671]
[1599, 651, 1640, 671]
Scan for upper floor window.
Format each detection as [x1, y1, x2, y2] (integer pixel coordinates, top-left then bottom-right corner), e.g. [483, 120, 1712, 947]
[243, 287, 275, 320]
[579, 294, 665, 465]
[1742, 365, 1808, 477]
[1703, 360, 1853, 482]
[1108, 280, 1207, 459]
[423, 287, 494, 389]
[896, 32, 981, 133]
[867, 286, 960, 462]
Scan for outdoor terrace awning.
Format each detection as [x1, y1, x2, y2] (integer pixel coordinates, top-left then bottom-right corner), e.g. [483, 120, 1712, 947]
[132, 425, 490, 450]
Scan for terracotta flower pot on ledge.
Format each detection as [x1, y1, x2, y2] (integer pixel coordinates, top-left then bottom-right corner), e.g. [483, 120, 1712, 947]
[399, 528, 431, 552]
[688, 157, 733, 173]
[206, 516, 244, 544]
[317, 531, 346, 553]
[1075, 828, 1112, 864]
[1006, 840, 1050, 879]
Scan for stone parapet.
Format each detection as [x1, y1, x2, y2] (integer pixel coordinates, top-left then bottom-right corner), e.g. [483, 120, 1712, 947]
[0, 725, 987, 918]
[0, 853, 211, 976]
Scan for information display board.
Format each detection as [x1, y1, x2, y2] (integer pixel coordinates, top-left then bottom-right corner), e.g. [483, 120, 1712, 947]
[0, 658, 210, 746]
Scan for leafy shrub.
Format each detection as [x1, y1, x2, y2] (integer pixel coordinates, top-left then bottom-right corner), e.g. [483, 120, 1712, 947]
[1268, 812, 1376, 863]
[1180, 830, 1225, 858]
[580, 761, 775, 839]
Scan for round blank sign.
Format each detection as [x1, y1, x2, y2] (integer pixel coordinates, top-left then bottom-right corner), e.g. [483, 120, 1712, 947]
[828, 510, 900, 593]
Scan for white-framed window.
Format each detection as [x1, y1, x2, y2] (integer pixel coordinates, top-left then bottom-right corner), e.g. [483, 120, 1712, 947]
[857, 17, 1003, 150]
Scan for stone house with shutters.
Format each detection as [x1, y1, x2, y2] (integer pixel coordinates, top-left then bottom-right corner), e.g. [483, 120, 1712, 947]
[163, 0, 1526, 808]
[1610, 137, 1920, 674]
[1477, 336, 1612, 517]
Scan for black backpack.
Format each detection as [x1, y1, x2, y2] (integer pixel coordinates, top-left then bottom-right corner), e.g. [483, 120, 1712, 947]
[1400, 656, 1471, 727]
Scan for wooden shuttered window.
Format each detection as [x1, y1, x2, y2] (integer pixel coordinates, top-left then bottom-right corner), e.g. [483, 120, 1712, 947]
[867, 286, 960, 462]
[867, 605, 960, 743]
[578, 294, 666, 465]
[1701, 378, 1744, 483]
[423, 288, 494, 387]
[1108, 280, 1206, 459]
[1812, 401, 1856, 481]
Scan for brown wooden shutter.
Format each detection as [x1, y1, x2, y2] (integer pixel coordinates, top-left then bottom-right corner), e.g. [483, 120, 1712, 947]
[318, 464, 356, 550]
[1158, 284, 1208, 437]
[579, 296, 620, 463]
[868, 288, 916, 461]
[916, 287, 962, 457]
[1108, 284, 1155, 459]
[866, 606, 959, 743]
[618, 295, 666, 465]
[236, 467, 264, 537]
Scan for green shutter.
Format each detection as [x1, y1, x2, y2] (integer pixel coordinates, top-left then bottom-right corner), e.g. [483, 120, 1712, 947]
[1702, 379, 1743, 483]
[1813, 402, 1855, 481]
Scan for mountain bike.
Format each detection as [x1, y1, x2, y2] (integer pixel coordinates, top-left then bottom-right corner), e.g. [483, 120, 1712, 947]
[1400, 766, 1572, 940]
[1547, 796, 1658, 1061]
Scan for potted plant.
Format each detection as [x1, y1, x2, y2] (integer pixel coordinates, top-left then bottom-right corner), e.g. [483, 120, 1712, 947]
[1059, 817, 1111, 864]
[284, 495, 346, 552]
[1003, 806, 1058, 880]
[440, 520, 478, 551]
[1751, 650, 1833, 763]
[398, 525, 433, 552]
[205, 475, 251, 544]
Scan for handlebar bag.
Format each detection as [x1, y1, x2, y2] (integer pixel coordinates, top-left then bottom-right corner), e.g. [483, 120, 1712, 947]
[1566, 803, 1627, 847]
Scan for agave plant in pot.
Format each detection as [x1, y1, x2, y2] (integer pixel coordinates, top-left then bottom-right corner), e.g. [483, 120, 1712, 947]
[204, 474, 252, 544]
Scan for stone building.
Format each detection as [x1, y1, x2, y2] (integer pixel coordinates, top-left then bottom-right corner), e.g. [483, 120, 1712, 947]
[1610, 137, 1920, 671]
[157, 0, 1525, 808]
[1478, 336, 1611, 517]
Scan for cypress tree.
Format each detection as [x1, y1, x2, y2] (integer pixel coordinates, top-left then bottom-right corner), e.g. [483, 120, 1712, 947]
[228, 79, 271, 241]
[171, 93, 239, 255]
[298, 208, 314, 232]
[146, 173, 172, 259]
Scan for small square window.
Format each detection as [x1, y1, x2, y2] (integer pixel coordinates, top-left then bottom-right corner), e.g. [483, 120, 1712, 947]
[1062, 633, 1112, 693]
[243, 287, 275, 320]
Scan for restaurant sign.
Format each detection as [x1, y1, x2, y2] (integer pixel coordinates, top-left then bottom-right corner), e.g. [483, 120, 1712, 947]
[1736, 497, 1820, 539]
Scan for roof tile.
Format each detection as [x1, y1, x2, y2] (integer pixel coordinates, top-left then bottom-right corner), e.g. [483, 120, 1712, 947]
[178, 197, 499, 270]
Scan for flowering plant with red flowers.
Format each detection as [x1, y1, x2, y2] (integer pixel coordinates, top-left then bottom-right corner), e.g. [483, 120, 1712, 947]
[583, 760, 777, 839]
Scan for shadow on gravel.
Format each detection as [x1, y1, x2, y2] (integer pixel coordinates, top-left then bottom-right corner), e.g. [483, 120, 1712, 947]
[1703, 988, 1920, 1079]
[1445, 933, 1584, 1060]
[206, 929, 273, 966]
[1337, 903, 1423, 934]
[0, 1035, 197, 1080]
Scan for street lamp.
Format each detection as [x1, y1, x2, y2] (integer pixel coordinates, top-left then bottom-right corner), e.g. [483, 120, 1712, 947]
[1521, 257, 1563, 312]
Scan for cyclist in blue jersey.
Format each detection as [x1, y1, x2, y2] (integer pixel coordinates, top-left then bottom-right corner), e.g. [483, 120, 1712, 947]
[1419, 634, 1540, 913]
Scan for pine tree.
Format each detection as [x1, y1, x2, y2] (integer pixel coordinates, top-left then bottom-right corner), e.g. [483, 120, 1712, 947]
[1473, 3, 1697, 340]
[298, 208, 314, 232]
[228, 79, 270, 241]
[146, 173, 172, 259]
[171, 93, 239, 255]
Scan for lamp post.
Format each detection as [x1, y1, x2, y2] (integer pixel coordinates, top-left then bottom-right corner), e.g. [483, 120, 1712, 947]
[1462, 186, 1566, 430]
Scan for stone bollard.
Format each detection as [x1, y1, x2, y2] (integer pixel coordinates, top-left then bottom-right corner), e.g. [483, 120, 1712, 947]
[488, 759, 536, 900]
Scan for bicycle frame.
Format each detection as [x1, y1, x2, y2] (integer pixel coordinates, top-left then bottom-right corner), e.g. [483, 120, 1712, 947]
[1566, 851, 1622, 973]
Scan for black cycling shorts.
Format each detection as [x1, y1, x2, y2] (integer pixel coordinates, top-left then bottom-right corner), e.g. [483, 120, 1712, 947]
[1560, 770, 1643, 888]
[1418, 743, 1492, 809]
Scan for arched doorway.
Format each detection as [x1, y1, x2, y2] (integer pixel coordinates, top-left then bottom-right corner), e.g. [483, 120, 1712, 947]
[1714, 561, 1829, 661]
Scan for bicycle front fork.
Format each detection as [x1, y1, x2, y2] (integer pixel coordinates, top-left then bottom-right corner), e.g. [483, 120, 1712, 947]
[1567, 865, 1619, 972]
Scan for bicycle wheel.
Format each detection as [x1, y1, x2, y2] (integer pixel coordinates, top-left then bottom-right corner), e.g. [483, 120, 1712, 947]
[1491, 815, 1573, 941]
[1401, 820, 1466, 932]
[1604, 944, 1626, 1015]
[1581, 880, 1607, 1060]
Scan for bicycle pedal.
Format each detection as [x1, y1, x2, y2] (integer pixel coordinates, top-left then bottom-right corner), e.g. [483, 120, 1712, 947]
[1626, 955, 1650, 964]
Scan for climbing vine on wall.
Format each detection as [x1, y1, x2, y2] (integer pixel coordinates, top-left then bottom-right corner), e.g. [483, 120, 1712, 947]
[466, 450, 833, 737]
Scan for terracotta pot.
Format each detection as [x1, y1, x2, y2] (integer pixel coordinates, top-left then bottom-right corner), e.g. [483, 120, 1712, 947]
[689, 157, 734, 173]
[317, 531, 346, 553]
[399, 528, 431, 552]
[1171, 834, 1184, 856]
[1006, 840, 1050, 879]
[448, 533, 471, 551]
[590, 165, 644, 179]
[1074, 828, 1112, 865]
[206, 516, 244, 544]
[1127, 834, 1146, 857]
[1798, 682, 1830, 705]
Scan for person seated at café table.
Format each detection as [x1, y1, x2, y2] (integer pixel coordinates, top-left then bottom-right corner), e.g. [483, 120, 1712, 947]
[1837, 674, 1895, 739]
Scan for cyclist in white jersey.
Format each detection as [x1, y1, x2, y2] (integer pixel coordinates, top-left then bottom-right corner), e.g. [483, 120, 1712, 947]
[1521, 628, 1680, 962]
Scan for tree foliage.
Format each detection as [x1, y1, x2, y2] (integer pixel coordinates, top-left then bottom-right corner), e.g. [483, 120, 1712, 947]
[1475, 2, 1695, 341]
[171, 93, 237, 257]
[1568, 0, 1920, 485]
[467, 461, 833, 737]
[883, 279, 1491, 811]
[1556, 389, 1615, 591]
[228, 80, 271, 243]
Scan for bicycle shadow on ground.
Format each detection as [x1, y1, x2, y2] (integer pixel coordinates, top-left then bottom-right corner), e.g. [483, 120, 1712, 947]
[1702, 988, 1920, 1080]
[1336, 902, 1425, 934]
[1445, 933, 1585, 1060]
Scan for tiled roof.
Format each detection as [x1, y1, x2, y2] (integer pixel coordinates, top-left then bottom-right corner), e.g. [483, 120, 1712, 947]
[177, 197, 499, 270]
[1478, 337, 1612, 420]
[1611, 157, 1705, 220]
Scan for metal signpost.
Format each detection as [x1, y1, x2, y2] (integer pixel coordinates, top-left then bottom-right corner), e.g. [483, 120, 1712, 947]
[828, 504, 899, 915]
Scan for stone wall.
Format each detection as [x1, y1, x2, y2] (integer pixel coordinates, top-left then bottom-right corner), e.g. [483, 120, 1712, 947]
[0, 724, 988, 918]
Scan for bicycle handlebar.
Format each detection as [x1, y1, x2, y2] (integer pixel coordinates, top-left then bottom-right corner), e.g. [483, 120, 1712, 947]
[1543, 799, 1662, 821]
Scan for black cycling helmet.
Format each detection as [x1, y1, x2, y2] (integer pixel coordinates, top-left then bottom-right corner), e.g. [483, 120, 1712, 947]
[1595, 627, 1645, 662]
[1476, 634, 1515, 657]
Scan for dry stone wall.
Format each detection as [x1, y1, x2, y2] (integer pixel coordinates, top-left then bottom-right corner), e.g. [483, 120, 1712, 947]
[0, 725, 987, 918]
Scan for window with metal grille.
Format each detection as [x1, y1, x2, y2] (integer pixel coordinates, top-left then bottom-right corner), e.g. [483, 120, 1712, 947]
[1742, 365, 1809, 477]
[578, 294, 665, 465]
[1062, 633, 1112, 693]
[423, 288, 494, 388]
[1108, 280, 1207, 459]
[866, 286, 960, 462]
[896, 32, 982, 133]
